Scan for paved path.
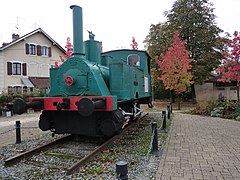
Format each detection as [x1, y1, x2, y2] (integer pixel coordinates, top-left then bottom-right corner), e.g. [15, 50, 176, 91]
[0, 112, 48, 147]
[156, 113, 240, 180]
[0, 112, 41, 127]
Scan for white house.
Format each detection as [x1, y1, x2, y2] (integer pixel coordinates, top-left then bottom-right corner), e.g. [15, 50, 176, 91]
[0, 28, 65, 94]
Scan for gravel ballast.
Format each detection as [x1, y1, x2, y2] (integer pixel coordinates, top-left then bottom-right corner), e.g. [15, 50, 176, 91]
[0, 111, 171, 179]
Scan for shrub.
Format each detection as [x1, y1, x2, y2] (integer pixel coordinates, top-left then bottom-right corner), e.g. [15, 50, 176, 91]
[0, 94, 14, 114]
[0, 93, 28, 113]
[210, 107, 224, 117]
[192, 100, 217, 116]
[222, 101, 240, 119]
[190, 99, 240, 121]
[209, 100, 240, 120]
[0, 91, 48, 116]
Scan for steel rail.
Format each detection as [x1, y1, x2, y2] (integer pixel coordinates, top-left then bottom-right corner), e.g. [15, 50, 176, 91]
[4, 113, 149, 174]
[4, 134, 73, 167]
[66, 113, 149, 175]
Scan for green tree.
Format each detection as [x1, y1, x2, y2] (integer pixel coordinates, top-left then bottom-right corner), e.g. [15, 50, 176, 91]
[166, 0, 225, 102]
[144, 22, 172, 60]
[145, 0, 225, 102]
[144, 23, 175, 101]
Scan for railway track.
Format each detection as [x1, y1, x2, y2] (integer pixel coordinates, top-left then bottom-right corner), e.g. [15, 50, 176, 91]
[4, 134, 73, 167]
[4, 113, 149, 175]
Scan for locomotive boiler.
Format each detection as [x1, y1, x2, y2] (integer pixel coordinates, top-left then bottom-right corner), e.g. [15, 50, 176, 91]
[13, 5, 153, 137]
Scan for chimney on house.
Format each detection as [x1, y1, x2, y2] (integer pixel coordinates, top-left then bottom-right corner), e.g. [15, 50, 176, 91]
[12, 33, 20, 41]
[1, 42, 9, 47]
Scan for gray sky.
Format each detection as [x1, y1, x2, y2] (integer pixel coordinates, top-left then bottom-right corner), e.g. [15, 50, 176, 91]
[0, 0, 240, 51]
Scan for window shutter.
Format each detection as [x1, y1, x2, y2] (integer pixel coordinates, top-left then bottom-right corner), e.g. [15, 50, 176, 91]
[37, 45, 42, 56]
[7, 62, 12, 75]
[48, 47, 52, 57]
[22, 63, 27, 76]
[25, 43, 29, 54]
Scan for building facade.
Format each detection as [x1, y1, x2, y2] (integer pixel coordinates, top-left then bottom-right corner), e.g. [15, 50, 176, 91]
[195, 75, 239, 101]
[0, 28, 65, 95]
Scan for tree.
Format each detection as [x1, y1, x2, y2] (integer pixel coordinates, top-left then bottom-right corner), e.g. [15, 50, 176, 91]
[144, 22, 176, 101]
[218, 31, 240, 100]
[156, 33, 193, 109]
[145, 0, 225, 102]
[130, 37, 138, 50]
[166, 0, 223, 81]
[55, 37, 73, 67]
[144, 22, 172, 59]
[65, 37, 73, 58]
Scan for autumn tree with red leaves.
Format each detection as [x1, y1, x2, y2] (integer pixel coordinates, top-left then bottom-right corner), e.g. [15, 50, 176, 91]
[218, 31, 240, 100]
[130, 37, 138, 50]
[55, 37, 73, 68]
[155, 33, 193, 109]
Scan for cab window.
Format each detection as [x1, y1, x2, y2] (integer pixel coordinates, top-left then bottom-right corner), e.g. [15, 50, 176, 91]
[127, 54, 140, 66]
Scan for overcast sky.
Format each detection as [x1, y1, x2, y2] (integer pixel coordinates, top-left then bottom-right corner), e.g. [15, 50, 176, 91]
[0, 0, 240, 51]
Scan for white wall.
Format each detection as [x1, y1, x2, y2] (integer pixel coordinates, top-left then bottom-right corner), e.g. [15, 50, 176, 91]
[0, 51, 4, 93]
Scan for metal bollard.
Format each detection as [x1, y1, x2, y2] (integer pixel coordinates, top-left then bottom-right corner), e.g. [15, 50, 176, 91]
[167, 105, 170, 119]
[152, 121, 157, 132]
[150, 122, 159, 155]
[170, 103, 173, 113]
[116, 160, 128, 180]
[161, 111, 166, 130]
[16, 121, 21, 144]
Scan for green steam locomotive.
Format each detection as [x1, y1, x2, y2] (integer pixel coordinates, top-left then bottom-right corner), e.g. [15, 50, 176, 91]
[14, 5, 153, 137]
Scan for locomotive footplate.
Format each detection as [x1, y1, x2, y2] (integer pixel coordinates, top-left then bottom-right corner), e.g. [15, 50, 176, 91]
[28, 96, 117, 113]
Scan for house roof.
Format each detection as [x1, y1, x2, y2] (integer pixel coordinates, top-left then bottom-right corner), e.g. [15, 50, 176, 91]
[0, 28, 65, 53]
[29, 77, 50, 88]
[205, 74, 222, 83]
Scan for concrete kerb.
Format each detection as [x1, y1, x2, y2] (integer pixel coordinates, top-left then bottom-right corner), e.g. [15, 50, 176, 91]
[155, 112, 175, 179]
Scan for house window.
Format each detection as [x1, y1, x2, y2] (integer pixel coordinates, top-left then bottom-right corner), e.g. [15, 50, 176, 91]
[216, 87, 225, 90]
[8, 86, 13, 94]
[8, 86, 22, 94]
[127, 54, 140, 66]
[42, 46, 48, 56]
[26, 43, 51, 57]
[14, 86, 22, 94]
[216, 81, 237, 87]
[12, 63, 21, 75]
[29, 44, 36, 55]
[7, 62, 27, 76]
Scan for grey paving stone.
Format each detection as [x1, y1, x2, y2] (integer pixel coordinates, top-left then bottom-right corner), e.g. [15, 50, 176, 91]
[156, 113, 240, 180]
